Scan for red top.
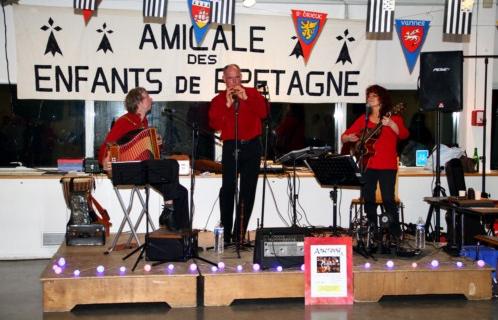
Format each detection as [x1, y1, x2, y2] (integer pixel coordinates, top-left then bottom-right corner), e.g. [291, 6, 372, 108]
[98, 112, 148, 165]
[208, 87, 267, 141]
[342, 114, 409, 170]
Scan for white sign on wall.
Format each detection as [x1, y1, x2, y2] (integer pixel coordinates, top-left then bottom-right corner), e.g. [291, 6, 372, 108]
[14, 5, 375, 103]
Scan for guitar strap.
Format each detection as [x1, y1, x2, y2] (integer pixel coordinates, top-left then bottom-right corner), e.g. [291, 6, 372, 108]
[88, 194, 112, 237]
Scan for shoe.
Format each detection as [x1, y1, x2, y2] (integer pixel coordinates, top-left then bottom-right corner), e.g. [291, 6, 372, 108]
[159, 205, 178, 231]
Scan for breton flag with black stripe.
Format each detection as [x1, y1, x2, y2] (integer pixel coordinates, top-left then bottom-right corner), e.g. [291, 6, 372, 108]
[210, 0, 235, 25]
[443, 0, 474, 35]
[366, 0, 396, 33]
[73, 0, 97, 11]
[143, 0, 167, 18]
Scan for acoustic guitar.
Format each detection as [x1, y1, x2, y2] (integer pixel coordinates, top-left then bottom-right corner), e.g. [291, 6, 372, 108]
[341, 103, 405, 169]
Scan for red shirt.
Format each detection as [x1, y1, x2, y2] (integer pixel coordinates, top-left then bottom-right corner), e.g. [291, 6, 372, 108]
[208, 87, 267, 141]
[98, 112, 148, 165]
[342, 114, 409, 170]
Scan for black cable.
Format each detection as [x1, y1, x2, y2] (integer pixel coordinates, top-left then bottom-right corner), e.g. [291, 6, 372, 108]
[1, 0, 15, 113]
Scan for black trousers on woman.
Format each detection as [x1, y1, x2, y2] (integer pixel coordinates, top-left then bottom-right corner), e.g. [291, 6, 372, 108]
[362, 169, 401, 238]
[220, 138, 261, 243]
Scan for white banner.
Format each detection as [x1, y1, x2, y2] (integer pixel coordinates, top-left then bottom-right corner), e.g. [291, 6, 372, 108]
[14, 5, 375, 103]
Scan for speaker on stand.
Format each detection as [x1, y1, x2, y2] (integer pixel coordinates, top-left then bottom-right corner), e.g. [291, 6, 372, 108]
[419, 51, 463, 242]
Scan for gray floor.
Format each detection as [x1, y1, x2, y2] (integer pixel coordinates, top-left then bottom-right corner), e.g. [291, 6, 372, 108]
[1, 259, 497, 320]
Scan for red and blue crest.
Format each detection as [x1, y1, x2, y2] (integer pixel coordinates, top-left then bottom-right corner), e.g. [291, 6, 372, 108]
[188, 0, 211, 45]
[291, 10, 327, 63]
[395, 19, 430, 73]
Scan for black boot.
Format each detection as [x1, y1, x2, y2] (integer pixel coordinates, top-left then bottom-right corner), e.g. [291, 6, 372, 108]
[159, 205, 178, 231]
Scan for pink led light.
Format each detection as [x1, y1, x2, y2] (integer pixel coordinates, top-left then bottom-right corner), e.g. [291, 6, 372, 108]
[57, 257, 66, 267]
[96, 265, 105, 273]
[301, 264, 305, 271]
[119, 266, 126, 273]
[189, 263, 198, 271]
[73, 269, 80, 276]
[364, 262, 371, 269]
[411, 262, 418, 268]
[431, 260, 439, 268]
[167, 264, 175, 271]
[54, 266, 62, 274]
[477, 260, 486, 267]
[456, 261, 463, 268]
[144, 264, 152, 272]
[236, 265, 243, 272]
[211, 266, 218, 272]
[217, 262, 225, 269]
[252, 263, 260, 271]
[386, 260, 394, 268]
[276, 266, 283, 272]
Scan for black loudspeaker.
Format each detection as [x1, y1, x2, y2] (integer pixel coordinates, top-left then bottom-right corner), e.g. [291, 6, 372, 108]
[419, 51, 463, 113]
[145, 229, 197, 261]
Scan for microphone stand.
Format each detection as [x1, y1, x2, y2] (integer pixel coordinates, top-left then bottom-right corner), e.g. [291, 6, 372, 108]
[259, 87, 271, 229]
[233, 96, 242, 259]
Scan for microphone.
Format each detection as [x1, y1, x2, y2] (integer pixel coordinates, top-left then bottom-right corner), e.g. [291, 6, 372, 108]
[162, 107, 176, 115]
[365, 103, 370, 120]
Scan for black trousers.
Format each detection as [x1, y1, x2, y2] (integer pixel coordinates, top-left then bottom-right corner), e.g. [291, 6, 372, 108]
[151, 182, 189, 230]
[220, 138, 261, 243]
[363, 169, 401, 237]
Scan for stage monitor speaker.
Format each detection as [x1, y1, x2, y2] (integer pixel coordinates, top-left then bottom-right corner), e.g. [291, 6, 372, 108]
[253, 227, 332, 269]
[419, 51, 463, 113]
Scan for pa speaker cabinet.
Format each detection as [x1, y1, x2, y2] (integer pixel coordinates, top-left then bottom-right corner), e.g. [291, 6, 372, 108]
[253, 227, 310, 269]
[419, 51, 463, 113]
[145, 229, 198, 262]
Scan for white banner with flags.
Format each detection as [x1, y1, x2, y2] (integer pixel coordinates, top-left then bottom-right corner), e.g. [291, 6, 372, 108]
[14, 5, 375, 103]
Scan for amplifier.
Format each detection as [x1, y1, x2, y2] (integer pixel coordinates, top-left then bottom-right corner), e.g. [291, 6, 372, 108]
[66, 224, 105, 246]
[146, 229, 198, 262]
[253, 227, 324, 269]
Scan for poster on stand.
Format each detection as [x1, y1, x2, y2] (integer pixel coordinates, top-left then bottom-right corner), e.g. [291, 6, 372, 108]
[304, 236, 353, 305]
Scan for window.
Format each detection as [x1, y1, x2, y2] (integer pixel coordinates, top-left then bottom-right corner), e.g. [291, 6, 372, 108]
[0, 85, 85, 167]
[268, 103, 336, 162]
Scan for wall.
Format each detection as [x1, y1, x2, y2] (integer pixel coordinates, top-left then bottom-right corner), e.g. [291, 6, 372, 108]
[1, 172, 496, 259]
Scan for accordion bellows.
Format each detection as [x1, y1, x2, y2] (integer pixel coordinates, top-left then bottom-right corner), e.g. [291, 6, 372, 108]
[108, 128, 161, 161]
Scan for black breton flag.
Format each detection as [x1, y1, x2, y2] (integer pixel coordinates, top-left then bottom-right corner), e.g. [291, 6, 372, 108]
[366, 0, 395, 33]
[73, 0, 97, 10]
[443, 0, 474, 35]
[143, 0, 167, 18]
[210, 0, 235, 25]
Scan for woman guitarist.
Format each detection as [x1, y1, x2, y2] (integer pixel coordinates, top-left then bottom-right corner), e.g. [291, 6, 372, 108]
[341, 85, 409, 243]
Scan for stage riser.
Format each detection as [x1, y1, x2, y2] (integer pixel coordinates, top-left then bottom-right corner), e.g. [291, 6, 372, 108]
[203, 273, 304, 306]
[354, 270, 491, 302]
[43, 276, 197, 312]
[40, 236, 494, 311]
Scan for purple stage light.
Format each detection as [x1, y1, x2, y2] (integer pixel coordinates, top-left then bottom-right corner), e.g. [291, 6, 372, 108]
[386, 260, 394, 268]
[252, 263, 260, 271]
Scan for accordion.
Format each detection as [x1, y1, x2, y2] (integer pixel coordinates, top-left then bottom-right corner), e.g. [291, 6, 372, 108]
[108, 127, 161, 162]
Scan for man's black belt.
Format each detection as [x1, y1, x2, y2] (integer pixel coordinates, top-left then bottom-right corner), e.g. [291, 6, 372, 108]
[225, 137, 259, 145]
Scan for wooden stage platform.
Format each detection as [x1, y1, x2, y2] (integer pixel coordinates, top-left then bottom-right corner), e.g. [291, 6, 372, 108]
[40, 232, 495, 312]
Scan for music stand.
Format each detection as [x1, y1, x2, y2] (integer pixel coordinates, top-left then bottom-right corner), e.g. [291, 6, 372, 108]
[276, 146, 331, 226]
[304, 154, 363, 232]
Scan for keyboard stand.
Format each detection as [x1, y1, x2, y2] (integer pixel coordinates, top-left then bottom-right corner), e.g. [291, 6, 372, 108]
[105, 185, 156, 254]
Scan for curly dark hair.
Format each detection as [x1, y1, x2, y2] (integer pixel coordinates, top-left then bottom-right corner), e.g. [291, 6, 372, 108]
[125, 87, 147, 113]
[366, 84, 392, 117]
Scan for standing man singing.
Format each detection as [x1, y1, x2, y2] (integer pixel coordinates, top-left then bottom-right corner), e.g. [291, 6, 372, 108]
[209, 64, 268, 244]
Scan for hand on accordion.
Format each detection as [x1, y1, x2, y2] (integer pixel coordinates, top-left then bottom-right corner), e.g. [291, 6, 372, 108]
[102, 152, 112, 172]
